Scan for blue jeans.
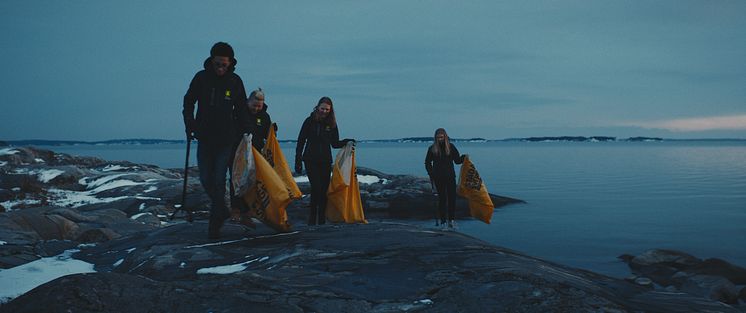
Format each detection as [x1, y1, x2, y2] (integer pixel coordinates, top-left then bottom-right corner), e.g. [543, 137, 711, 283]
[197, 141, 233, 229]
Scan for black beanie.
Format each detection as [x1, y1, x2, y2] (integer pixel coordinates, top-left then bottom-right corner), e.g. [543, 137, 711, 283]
[210, 42, 234, 58]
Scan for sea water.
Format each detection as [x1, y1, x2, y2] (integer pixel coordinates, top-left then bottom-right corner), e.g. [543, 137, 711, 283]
[38, 141, 746, 277]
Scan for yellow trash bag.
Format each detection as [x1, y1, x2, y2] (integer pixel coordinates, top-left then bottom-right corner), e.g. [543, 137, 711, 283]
[326, 142, 367, 224]
[457, 156, 494, 224]
[242, 145, 292, 232]
[261, 123, 302, 199]
[231, 134, 256, 197]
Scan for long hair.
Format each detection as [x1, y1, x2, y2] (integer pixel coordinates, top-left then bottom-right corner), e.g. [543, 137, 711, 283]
[313, 96, 337, 128]
[430, 128, 451, 156]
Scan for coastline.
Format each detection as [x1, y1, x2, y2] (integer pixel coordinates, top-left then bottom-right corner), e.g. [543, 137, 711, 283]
[1, 146, 745, 310]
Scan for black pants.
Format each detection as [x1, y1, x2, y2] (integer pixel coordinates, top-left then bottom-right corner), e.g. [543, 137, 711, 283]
[197, 141, 233, 235]
[305, 161, 331, 225]
[433, 175, 457, 223]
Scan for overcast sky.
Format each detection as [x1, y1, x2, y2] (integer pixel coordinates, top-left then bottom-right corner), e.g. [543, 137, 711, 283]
[1, 1, 744, 140]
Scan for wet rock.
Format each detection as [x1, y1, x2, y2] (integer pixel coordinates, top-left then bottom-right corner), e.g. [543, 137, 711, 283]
[625, 249, 702, 286]
[629, 249, 702, 269]
[75, 228, 121, 243]
[634, 277, 653, 287]
[685, 258, 746, 285]
[622, 249, 746, 305]
[680, 274, 739, 304]
[131, 212, 161, 228]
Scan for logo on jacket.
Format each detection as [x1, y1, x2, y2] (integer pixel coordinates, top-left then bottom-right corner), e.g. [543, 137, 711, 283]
[325, 125, 331, 131]
[224, 90, 231, 100]
[256, 118, 262, 126]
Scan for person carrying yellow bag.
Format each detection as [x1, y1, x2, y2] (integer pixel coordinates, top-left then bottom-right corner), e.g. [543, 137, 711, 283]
[294, 97, 355, 225]
[457, 155, 495, 224]
[425, 128, 465, 229]
[262, 122, 302, 200]
[326, 141, 367, 224]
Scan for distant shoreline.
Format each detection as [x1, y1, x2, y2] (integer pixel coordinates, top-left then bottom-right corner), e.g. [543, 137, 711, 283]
[2, 136, 746, 147]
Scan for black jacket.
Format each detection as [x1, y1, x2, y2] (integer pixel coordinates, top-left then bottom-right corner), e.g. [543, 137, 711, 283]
[244, 104, 272, 150]
[425, 143, 464, 178]
[183, 58, 249, 146]
[295, 114, 345, 165]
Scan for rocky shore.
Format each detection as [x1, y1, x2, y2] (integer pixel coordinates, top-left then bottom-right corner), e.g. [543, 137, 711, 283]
[1, 146, 745, 312]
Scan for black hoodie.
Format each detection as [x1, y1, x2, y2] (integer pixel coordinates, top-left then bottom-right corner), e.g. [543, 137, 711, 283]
[295, 113, 345, 165]
[244, 103, 272, 150]
[183, 58, 249, 146]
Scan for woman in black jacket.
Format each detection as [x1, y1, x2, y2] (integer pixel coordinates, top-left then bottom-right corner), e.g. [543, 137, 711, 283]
[295, 97, 353, 225]
[425, 128, 465, 228]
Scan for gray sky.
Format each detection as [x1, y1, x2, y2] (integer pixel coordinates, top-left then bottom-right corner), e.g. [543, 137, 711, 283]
[1, 0, 745, 140]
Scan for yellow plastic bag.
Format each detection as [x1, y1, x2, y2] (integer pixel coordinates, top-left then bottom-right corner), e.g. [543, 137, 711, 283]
[231, 134, 255, 197]
[242, 145, 292, 232]
[457, 156, 494, 224]
[326, 142, 367, 224]
[261, 124, 302, 199]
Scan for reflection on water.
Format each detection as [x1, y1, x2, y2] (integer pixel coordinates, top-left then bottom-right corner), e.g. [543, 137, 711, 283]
[38, 141, 746, 277]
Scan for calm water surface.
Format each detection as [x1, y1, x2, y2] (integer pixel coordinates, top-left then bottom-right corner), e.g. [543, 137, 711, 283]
[42, 141, 746, 277]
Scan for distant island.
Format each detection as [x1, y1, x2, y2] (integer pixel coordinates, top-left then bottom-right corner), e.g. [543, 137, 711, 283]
[4, 137, 746, 147]
[504, 136, 663, 142]
[3, 139, 183, 146]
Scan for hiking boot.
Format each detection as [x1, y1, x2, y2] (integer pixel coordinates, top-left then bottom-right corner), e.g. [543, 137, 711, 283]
[230, 208, 242, 221]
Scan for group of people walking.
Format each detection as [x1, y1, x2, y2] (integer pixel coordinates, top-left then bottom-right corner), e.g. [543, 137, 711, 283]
[183, 42, 465, 239]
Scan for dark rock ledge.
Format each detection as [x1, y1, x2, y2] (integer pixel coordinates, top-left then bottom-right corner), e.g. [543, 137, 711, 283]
[3, 222, 742, 313]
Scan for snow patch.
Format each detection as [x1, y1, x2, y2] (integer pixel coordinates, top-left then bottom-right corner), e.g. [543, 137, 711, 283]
[139, 203, 146, 211]
[45, 174, 157, 208]
[143, 186, 157, 193]
[0, 199, 41, 211]
[0, 249, 96, 303]
[34, 158, 45, 163]
[131, 212, 151, 220]
[0, 241, 6, 245]
[79, 174, 128, 189]
[37, 169, 65, 183]
[0, 161, 7, 167]
[196, 256, 267, 275]
[113, 259, 124, 267]
[357, 175, 381, 185]
[47, 189, 130, 208]
[0, 148, 19, 156]
[102, 165, 128, 172]
[88, 179, 144, 194]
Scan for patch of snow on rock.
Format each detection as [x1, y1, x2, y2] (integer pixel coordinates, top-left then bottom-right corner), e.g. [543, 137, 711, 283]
[0, 249, 95, 303]
[37, 169, 65, 183]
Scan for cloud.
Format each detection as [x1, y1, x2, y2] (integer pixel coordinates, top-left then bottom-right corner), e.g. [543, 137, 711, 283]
[629, 114, 746, 132]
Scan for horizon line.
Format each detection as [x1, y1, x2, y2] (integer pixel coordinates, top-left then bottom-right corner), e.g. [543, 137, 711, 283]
[3, 136, 746, 143]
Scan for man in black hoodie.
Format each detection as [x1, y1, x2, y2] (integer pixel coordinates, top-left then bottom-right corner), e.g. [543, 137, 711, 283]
[183, 42, 249, 239]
